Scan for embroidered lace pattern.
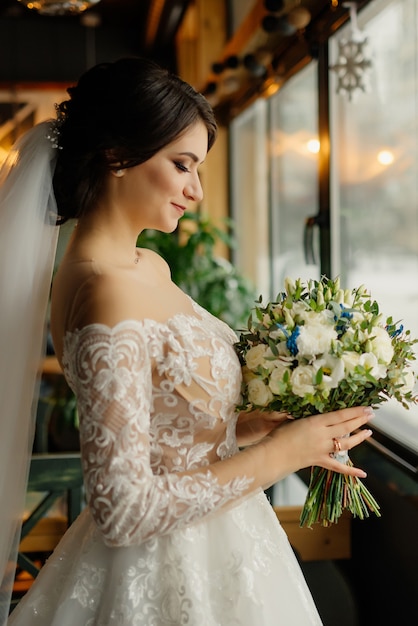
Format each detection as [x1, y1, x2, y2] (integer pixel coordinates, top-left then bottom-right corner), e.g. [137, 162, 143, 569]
[62, 302, 253, 547]
[9, 302, 323, 625]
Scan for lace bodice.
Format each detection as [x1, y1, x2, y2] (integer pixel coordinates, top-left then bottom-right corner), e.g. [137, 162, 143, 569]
[62, 300, 252, 547]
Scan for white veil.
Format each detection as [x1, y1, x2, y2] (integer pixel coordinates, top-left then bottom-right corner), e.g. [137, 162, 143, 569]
[0, 122, 59, 623]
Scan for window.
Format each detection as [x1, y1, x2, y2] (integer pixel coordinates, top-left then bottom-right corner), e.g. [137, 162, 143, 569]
[330, 0, 418, 451]
[269, 61, 320, 298]
[230, 99, 270, 299]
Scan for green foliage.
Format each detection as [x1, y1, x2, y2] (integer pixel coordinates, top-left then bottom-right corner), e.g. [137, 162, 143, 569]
[137, 212, 256, 328]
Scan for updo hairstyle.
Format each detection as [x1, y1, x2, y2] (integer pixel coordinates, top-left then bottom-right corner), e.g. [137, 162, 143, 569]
[53, 57, 217, 223]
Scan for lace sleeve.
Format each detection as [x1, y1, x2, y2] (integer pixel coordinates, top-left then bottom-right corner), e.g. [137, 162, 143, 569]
[63, 323, 252, 547]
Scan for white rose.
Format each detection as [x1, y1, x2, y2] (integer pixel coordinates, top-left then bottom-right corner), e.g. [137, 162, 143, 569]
[247, 378, 274, 407]
[400, 369, 416, 394]
[313, 355, 345, 390]
[359, 352, 387, 380]
[296, 320, 337, 357]
[245, 344, 268, 370]
[260, 348, 281, 372]
[369, 326, 394, 365]
[268, 361, 292, 395]
[242, 365, 258, 383]
[305, 309, 335, 326]
[290, 365, 316, 397]
[341, 351, 361, 374]
[391, 368, 416, 394]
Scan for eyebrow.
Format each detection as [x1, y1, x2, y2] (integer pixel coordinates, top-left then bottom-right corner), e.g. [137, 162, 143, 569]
[178, 151, 204, 164]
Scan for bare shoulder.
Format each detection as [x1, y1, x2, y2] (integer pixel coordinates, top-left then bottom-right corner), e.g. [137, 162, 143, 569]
[51, 248, 187, 358]
[51, 270, 134, 334]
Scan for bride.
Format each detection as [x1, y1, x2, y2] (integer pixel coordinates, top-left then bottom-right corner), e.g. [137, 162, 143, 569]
[0, 57, 373, 625]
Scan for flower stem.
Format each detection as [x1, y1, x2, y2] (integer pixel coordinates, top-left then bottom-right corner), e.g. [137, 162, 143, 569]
[299, 461, 381, 528]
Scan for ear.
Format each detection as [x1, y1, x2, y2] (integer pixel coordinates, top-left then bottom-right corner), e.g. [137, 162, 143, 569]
[105, 149, 125, 177]
[111, 169, 125, 178]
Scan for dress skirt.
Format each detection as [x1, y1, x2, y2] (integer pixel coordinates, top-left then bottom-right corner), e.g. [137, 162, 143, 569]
[9, 490, 322, 625]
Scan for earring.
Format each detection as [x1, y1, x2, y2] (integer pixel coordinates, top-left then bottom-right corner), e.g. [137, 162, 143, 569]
[114, 169, 124, 177]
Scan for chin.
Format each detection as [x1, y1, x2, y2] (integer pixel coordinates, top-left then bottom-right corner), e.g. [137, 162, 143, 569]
[159, 220, 180, 234]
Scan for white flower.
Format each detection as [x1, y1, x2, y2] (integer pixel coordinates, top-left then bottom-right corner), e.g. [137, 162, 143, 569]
[242, 365, 258, 383]
[261, 348, 291, 372]
[269, 328, 286, 341]
[351, 310, 368, 325]
[313, 354, 345, 390]
[296, 314, 337, 358]
[290, 365, 316, 397]
[341, 351, 361, 374]
[262, 313, 271, 327]
[335, 289, 345, 305]
[369, 326, 394, 365]
[343, 289, 355, 307]
[284, 276, 296, 295]
[359, 352, 387, 380]
[400, 369, 416, 394]
[290, 302, 310, 323]
[247, 378, 274, 407]
[245, 344, 268, 370]
[390, 368, 416, 394]
[268, 361, 292, 395]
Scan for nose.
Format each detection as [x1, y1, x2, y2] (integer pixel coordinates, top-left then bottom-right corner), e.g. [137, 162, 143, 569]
[184, 173, 203, 203]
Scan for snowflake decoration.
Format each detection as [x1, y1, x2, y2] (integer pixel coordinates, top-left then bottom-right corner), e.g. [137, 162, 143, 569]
[330, 36, 372, 100]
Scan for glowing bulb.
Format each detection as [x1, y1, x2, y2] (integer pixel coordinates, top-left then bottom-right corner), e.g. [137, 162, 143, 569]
[307, 139, 320, 154]
[377, 150, 394, 165]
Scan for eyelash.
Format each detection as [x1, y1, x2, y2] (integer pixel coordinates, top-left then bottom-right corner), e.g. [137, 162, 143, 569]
[174, 161, 190, 173]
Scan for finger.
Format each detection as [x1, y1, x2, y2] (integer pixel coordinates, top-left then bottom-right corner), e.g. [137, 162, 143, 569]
[342, 428, 373, 451]
[322, 429, 373, 475]
[322, 406, 374, 427]
[326, 408, 374, 433]
[324, 459, 368, 478]
[328, 429, 372, 457]
[331, 411, 374, 438]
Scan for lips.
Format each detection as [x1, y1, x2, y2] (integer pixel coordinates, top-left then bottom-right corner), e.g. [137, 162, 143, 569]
[171, 202, 186, 215]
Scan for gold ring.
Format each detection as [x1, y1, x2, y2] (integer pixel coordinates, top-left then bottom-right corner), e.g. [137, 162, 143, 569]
[333, 437, 342, 453]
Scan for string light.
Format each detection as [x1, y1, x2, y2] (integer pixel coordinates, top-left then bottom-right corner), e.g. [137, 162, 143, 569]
[18, 0, 101, 15]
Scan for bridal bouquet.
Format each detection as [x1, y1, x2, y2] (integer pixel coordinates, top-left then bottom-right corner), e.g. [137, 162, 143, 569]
[235, 276, 417, 527]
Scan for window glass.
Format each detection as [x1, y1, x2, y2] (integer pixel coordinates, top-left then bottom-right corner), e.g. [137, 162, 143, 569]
[330, 0, 418, 450]
[230, 99, 270, 299]
[269, 61, 320, 297]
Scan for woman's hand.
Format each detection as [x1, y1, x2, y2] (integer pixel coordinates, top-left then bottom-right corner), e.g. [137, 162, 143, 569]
[262, 405, 374, 482]
[236, 409, 292, 447]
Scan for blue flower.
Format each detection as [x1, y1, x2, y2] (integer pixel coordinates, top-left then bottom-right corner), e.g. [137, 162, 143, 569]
[387, 323, 403, 338]
[286, 326, 300, 356]
[340, 305, 353, 320]
[335, 304, 353, 337]
[275, 323, 300, 356]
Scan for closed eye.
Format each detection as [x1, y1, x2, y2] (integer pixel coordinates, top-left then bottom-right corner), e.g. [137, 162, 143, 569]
[174, 161, 190, 173]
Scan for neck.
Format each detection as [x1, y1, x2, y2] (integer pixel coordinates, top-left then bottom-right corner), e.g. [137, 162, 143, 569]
[68, 216, 142, 267]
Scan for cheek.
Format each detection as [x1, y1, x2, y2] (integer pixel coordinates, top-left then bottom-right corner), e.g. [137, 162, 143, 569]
[150, 171, 176, 194]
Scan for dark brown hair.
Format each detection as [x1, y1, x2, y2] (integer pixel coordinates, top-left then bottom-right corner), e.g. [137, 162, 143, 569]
[53, 57, 217, 222]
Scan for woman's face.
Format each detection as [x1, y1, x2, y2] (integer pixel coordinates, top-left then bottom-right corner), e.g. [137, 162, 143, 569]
[114, 121, 208, 233]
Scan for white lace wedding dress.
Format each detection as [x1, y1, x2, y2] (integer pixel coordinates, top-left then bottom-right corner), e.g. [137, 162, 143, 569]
[9, 300, 322, 625]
